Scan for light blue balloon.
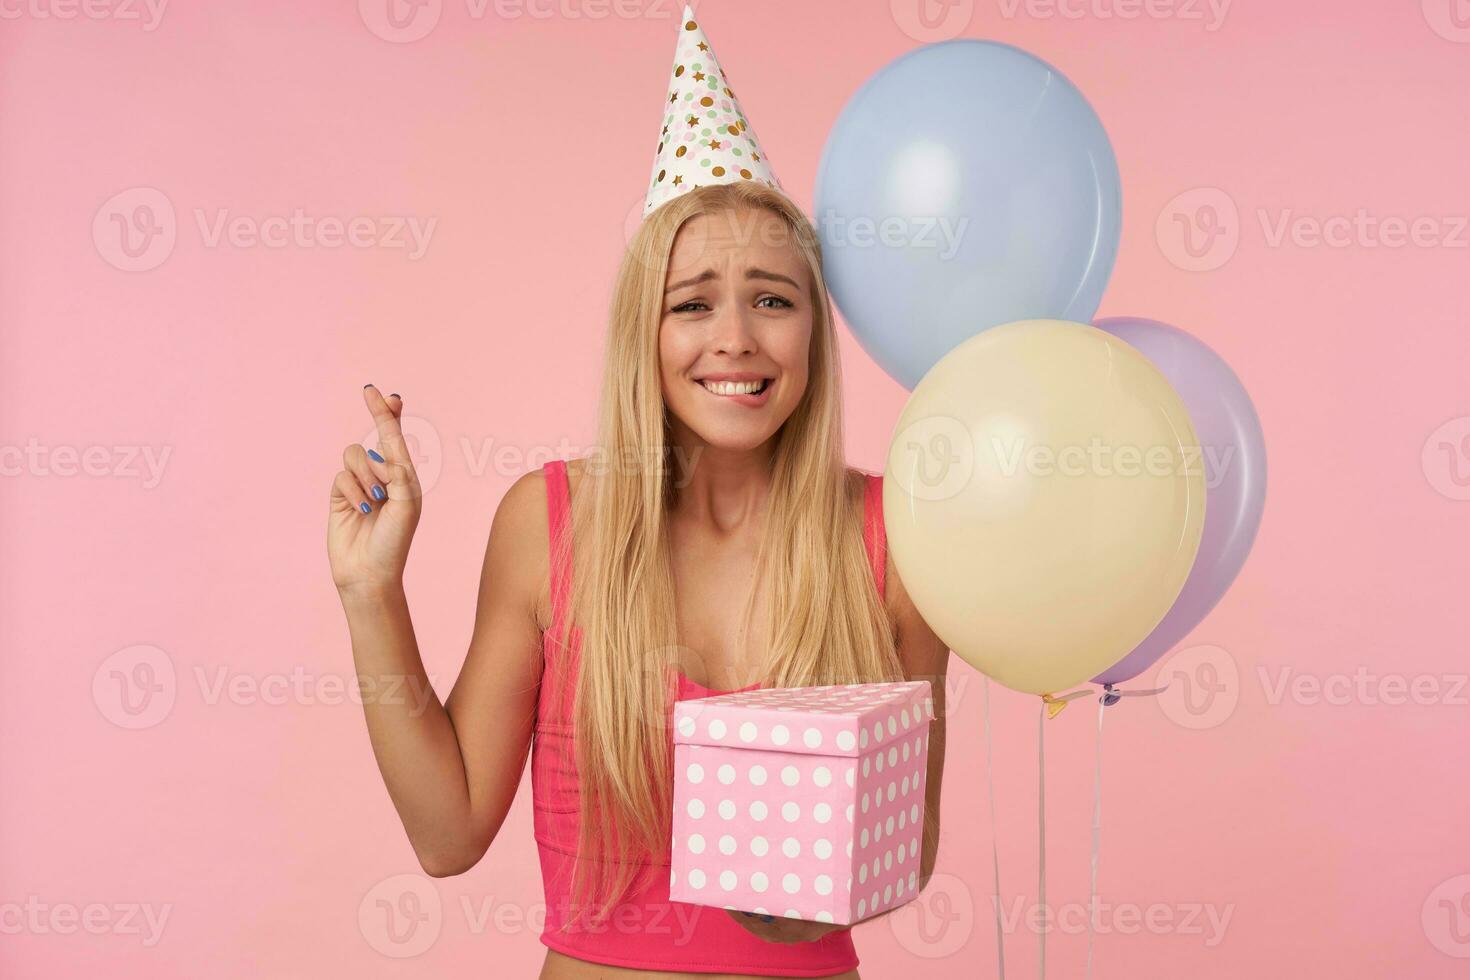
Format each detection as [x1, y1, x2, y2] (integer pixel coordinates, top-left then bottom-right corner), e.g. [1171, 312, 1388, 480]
[815, 40, 1122, 390]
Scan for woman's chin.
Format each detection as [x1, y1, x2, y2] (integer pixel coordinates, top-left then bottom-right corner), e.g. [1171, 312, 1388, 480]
[680, 418, 784, 454]
[699, 429, 778, 453]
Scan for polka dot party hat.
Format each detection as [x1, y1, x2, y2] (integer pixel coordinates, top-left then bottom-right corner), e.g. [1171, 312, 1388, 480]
[643, 4, 783, 220]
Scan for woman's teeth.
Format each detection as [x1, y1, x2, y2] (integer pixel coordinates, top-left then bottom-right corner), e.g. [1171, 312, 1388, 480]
[700, 379, 768, 396]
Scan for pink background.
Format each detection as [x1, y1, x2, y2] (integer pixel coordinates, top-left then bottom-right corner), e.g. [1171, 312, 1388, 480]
[3, 1, 1468, 976]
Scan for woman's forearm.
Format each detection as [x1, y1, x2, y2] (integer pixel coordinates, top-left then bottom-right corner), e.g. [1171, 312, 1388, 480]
[340, 584, 478, 875]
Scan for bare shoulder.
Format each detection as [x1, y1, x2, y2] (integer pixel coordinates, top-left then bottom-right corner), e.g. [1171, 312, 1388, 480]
[505, 457, 592, 631]
[486, 465, 553, 632]
[494, 465, 551, 546]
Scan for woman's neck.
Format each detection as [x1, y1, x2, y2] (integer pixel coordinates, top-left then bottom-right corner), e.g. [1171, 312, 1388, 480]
[667, 438, 775, 537]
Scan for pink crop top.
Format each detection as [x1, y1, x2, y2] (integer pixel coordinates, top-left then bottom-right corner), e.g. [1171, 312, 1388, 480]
[530, 458, 887, 976]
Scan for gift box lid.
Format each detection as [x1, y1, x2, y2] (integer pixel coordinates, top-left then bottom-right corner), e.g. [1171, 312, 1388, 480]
[672, 680, 933, 758]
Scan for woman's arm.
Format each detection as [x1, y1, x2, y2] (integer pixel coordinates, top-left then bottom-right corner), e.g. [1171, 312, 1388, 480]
[894, 549, 950, 889]
[860, 550, 951, 924]
[330, 387, 547, 877]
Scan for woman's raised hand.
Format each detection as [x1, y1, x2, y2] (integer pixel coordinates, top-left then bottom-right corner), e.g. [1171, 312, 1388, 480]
[327, 384, 423, 598]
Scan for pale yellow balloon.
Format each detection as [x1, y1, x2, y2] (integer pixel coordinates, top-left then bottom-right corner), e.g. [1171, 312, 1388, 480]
[883, 319, 1206, 696]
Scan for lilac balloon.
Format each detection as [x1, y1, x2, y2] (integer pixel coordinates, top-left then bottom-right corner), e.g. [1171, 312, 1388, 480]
[1091, 317, 1267, 686]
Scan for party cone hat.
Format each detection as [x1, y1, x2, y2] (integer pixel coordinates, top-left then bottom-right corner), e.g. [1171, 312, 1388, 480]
[643, 4, 782, 219]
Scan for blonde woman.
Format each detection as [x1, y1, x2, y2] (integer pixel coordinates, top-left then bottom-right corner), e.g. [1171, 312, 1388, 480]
[327, 181, 951, 978]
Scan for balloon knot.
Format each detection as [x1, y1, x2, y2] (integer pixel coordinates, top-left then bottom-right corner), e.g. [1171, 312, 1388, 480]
[1041, 689, 1094, 719]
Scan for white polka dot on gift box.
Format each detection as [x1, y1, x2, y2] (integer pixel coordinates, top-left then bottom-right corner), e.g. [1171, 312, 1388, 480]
[673, 762, 926, 921]
[670, 745, 861, 921]
[847, 731, 929, 920]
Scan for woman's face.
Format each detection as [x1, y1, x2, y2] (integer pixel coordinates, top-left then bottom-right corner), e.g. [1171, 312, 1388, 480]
[658, 205, 813, 453]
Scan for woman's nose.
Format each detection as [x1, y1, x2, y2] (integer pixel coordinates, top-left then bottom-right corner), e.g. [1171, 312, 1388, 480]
[710, 306, 757, 355]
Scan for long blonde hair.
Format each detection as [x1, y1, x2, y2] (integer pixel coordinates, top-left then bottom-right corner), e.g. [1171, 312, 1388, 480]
[551, 181, 910, 927]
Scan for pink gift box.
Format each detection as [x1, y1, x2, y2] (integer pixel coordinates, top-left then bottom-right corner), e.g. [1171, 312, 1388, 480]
[669, 680, 934, 925]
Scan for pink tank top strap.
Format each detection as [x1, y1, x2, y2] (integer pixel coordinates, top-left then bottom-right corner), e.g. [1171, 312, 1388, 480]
[862, 471, 886, 600]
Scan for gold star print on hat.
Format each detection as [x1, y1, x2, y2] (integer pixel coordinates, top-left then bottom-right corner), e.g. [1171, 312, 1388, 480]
[643, 4, 782, 219]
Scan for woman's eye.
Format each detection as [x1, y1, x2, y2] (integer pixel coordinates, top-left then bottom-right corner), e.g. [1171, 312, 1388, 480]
[672, 296, 792, 313]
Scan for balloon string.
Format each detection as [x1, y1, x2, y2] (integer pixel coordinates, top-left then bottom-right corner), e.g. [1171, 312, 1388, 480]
[1037, 700, 1046, 980]
[984, 678, 1007, 980]
[1086, 693, 1106, 980]
[1101, 681, 1170, 705]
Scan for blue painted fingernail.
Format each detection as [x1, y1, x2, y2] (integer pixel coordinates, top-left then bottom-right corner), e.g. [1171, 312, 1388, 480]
[359, 502, 372, 514]
[741, 911, 754, 917]
[368, 449, 384, 463]
[759, 914, 774, 922]
[371, 485, 386, 500]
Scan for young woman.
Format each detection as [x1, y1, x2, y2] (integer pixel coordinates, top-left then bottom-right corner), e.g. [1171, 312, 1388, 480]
[327, 180, 951, 978]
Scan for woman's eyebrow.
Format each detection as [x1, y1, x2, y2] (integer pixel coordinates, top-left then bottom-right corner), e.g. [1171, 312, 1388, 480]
[746, 268, 801, 290]
[665, 269, 716, 294]
[665, 267, 802, 294]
